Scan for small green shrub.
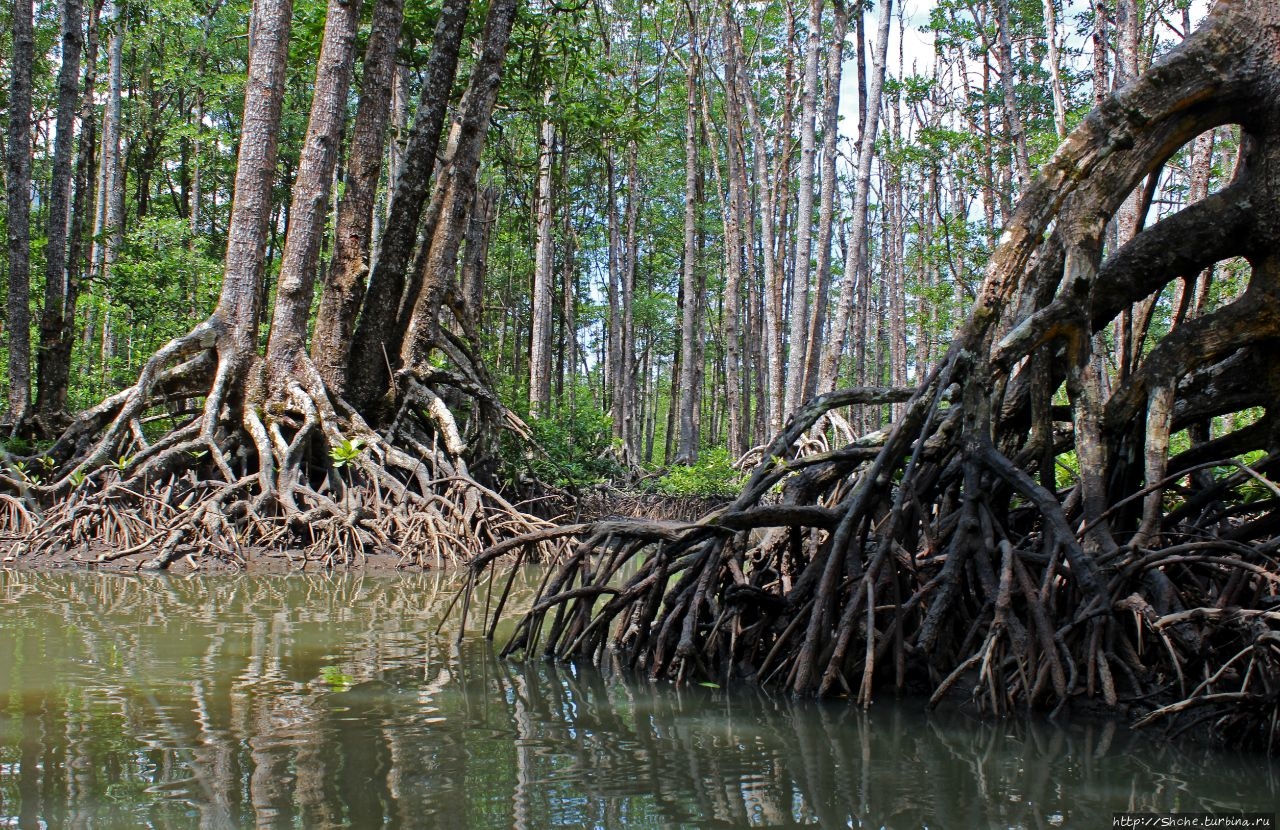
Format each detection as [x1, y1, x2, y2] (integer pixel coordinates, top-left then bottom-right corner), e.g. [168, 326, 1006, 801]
[654, 448, 743, 498]
[506, 406, 625, 489]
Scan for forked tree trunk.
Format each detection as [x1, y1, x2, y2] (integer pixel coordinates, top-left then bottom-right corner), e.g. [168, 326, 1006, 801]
[328, 0, 469, 406]
[310, 0, 406, 389]
[397, 0, 519, 377]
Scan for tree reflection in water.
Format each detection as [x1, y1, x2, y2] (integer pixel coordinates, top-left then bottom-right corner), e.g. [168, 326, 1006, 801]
[0, 570, 1272, 828]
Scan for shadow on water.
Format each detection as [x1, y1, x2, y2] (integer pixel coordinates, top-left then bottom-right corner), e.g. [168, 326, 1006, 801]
[0, 570, 1274, 829]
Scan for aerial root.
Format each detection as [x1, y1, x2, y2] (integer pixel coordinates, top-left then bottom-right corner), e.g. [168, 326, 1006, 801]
[6, 344, 563, 571]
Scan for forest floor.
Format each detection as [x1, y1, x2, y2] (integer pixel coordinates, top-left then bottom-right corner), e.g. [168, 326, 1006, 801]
[0, 536, 412, 574]
[0, 489, 727, 575]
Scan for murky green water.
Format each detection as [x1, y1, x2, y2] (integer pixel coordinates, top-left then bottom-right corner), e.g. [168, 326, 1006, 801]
[0, 571, 1273, 829]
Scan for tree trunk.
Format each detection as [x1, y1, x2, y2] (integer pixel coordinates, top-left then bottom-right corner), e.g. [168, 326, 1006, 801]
[676, 4, 703, 464]
[335, 0, 469, 407]
[800, 0, 847, 402]
[528, 100, 556, 417]
[819, 0, 890, 395]
[6, 0, 36, 422]
[1042, 0, 1067, 140]
[458, 185, 497, 344]
[783, 0, 824, 418]
[396, 0, 520, 379]
[620, 139, 640, 461]
[720, 0, 748, 458]
[214, 0, 293, 357]
[994, 0, 1032, 189]
[266, 0, 363, 372]
[310, 0, 406, 390]
[35, 0, 85, 420]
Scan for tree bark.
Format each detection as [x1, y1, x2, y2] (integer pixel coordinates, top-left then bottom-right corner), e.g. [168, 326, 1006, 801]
[6, 0, 36, 421]
[266, 0, 363, 372]
[801, 0, 847, 402]
[720, 0, 749, 458]
[337, 0, 470, 408]
[819, 0, 890, 395]
[36, 0, 86, 419]
[528, 97, 556, 417]
[213, 0, 293, 357]
[310, 0, 406, 390]
[784, 0, 824, 418]
[676, 3, 703, 463]
[396, 0, 519, 379]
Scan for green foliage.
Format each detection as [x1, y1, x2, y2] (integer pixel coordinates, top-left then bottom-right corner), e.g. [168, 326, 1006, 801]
[329, 438, 366, 469]
[653, 448, 743, 498]
[509, 404, 629, 489]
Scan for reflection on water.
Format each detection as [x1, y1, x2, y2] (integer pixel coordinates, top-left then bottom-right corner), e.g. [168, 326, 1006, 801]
[0, 571, 1273, 829]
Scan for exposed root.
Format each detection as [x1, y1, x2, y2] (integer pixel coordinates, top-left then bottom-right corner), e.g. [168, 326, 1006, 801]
[466, 0, 1280, 753]
[5, 326, 560, 570]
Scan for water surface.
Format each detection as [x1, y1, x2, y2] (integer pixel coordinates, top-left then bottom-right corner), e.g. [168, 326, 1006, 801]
[0, 571, 1273, 828]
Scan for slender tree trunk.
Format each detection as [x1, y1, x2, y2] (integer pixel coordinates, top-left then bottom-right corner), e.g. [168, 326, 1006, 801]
[57, 1, 102, 418]
[310, 0, 406, 390]
[734, 12, 785, 435]
[6, 0, 35, 421]
[784, 0, 823, 418]
[801, 0, 847, 401]
[338, 0, 469, 408]
[1042, 0, 1067, 140]
[265, 0, 363, 372]
[606, 145, 623, 443]
[720, 0, 749, 458]
[620, 139, 640, 461]
[819, 0, 890, 394]
[458, 185, 497, 344]
[676, 4, 703, 463]
[560, 214, 576, 412]
[528, 99, 556, 416]
[994, 0, 1031, 189]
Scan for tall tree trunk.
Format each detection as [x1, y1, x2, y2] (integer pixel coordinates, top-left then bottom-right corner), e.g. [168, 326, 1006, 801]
[720, 0, 749, 458]
[528, 100, 556, 417]
[676, 4, 703, 463]
[819, 0, 890, 394]
[733, 10, 785, 435]
[310, 0, 406, 390]
[213, 0, 292, 358]
[265, 0, 363, 371]
[36, 0, 85, 419]
[994, 0, 1032, 189]
[6, 0, 35, 422]
[784, 0, 824, 418]
[1042, 0, 1067, 140]
[57, 0, 101, 419]
[620, 139, 640, 461]
[397, 0, 519, 378]
[801, 0, 847, 401]
[606, 145, 623, 444]
[337, 0, 469, 407]
[458, 185, 497, 344]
